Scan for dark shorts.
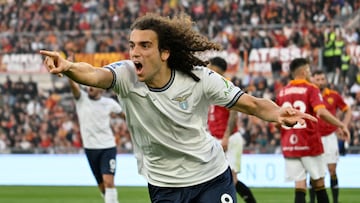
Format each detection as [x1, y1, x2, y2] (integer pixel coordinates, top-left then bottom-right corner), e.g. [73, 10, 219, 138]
[85, 147, 117, 184]
[148, 167, 237, 203]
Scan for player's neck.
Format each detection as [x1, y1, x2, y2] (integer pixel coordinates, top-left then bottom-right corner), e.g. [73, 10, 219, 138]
[146, 67, 173, 89]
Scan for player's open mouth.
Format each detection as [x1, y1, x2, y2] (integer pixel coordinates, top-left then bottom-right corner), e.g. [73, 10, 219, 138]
[134, 61, 143, 73]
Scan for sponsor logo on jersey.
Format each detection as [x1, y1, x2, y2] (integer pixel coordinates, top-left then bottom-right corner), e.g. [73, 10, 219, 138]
[222, 77, 233, 97]
[289, 134, 298, 144]
[108, 62, 123, 69]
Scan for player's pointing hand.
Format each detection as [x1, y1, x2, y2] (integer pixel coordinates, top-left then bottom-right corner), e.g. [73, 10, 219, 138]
[278, 106, 317, 127]
[40, 50, 73, 75]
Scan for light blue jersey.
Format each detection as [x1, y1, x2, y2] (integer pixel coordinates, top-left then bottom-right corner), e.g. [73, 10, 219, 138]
[105, 60, 244, 187]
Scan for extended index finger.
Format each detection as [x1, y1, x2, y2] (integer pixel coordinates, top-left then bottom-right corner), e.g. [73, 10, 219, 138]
[298, 111, 317, 122]
[39, 50, 58, 58]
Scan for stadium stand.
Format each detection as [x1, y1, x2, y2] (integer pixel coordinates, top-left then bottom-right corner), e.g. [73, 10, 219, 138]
[0, 0, 360, 154]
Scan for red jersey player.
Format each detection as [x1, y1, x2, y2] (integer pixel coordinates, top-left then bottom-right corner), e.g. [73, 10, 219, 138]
[310, 70, 351, 203]
[276, 58, 350, 203]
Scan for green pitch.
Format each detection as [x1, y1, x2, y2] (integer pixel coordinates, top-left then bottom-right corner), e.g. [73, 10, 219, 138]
[0, 186, 358, 203]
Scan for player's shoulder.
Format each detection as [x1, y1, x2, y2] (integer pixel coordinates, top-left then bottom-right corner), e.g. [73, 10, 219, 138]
[192, 66, 219, 79]
[289, 79, 318, 89]
[104, 60, 135, 70]
[328, 88, 340, 95]
[103, 96, 120, 105]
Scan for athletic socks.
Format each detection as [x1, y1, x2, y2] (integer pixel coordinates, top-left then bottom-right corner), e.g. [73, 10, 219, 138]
[331, 174, 339, 203]
[315, 186, 329, 203]
[104, 188, 119, 203]
[295, 188, 306, 203]
[235, 180, 257, 203]
[309, 179, 315, 203]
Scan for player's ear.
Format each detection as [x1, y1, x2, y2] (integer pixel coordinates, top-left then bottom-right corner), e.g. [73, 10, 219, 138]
[160, 49, 170, 61]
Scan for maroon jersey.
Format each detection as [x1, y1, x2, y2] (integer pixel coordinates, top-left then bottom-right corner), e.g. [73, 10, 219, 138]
[276, 79, 325, 157]
[208, 105, 238, 139]
[318, 88, 349, 136]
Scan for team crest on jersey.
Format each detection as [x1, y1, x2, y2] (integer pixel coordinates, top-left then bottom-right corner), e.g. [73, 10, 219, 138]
[172, 93, 192, 110]
[327, 97, 334, 105]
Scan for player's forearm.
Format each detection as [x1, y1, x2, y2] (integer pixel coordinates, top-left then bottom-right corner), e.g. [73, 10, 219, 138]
[68, 78, 81, 99]
[317, 108, 345, 128]
[343, 109, 352, 127]
[232, 94, 280, 123]
[223, 111, 237, 138]
[250, 98, 281, 122]
[65, 62, 112, 89]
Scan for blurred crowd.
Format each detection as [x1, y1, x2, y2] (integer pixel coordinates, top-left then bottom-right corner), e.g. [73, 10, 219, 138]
[1, 0, 360, 154]
[1, 0, 359, 54]
[0, 75, 133, 154]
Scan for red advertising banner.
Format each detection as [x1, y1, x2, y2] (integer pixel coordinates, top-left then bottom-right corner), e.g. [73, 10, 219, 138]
[198, 49, 241, 76]
[242, 47, 319, 76]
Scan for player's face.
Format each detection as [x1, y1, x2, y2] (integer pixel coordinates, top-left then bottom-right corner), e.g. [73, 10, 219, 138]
[87, 86, 102, 100]
[312, 73, 327, 90]
[303, 65, 312, 81]
[129, 29, 170, 87]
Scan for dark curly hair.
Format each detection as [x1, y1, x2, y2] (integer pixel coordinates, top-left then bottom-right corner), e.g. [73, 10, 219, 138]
[130, 13, 222, 82]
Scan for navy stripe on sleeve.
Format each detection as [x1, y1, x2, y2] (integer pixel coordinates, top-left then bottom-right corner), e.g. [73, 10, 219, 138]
[104, 66, 117, 90]
[225, 90, 244, 108]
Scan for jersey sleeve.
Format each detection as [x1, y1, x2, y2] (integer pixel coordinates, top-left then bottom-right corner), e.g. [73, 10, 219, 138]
[201, 68, 244, 108]
[103, 60, 136, 97]
[309, 86, 326, 112]
[335, 92, 349, 111]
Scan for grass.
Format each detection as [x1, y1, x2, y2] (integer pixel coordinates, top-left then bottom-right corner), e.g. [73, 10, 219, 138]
[0, 186, 358, 203]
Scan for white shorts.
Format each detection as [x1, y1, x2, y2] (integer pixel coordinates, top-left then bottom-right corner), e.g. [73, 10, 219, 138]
[225, 132, 244, 173]
[321, 132, 339, 164]
[285, 155, 326, 182]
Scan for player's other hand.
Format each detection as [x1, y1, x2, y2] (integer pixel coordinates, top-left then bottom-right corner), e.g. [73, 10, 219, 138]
[221, 136, 229, 152]
[337, 125, 351, 142]
[40, 50, 73, 75]
[278, 106, 317, 127]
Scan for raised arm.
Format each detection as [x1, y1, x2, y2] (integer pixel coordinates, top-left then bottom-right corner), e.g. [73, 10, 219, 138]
[40, 50, 113, 89]
[68, 78, 81, 100]
[230, 93, 317, 127]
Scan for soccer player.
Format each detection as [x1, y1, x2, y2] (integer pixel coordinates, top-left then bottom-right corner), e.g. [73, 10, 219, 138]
[41, 13, 317, 203]
[276, 58, 350, 203]
[310, 70, 351, 203]
[67, 54, 123, 203]
[207, 56, 257, 203]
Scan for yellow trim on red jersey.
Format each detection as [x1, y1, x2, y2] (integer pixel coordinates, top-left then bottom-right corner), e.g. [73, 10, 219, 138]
[322, 88, 349, 112]
[314, 104, 326, 112]
[289, 79, 318, 89]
